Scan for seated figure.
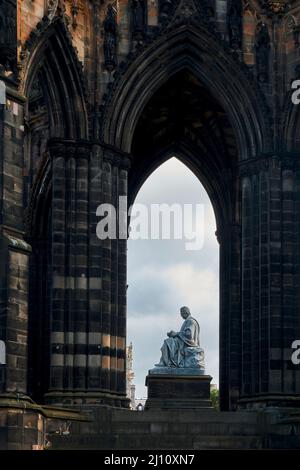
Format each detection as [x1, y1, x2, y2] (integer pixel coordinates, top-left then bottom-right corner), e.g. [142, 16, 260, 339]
[155, 306, 205, 370]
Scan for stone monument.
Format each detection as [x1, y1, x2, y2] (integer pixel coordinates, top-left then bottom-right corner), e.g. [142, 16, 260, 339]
[145, 306, 213, 410]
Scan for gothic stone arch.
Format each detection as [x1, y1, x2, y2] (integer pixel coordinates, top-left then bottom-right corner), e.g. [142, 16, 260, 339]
[98, 24, 300, 411]
[2, 4, 300, 414]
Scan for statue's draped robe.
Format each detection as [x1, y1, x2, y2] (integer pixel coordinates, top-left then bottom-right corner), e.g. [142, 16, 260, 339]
[159, 316, 201, 367]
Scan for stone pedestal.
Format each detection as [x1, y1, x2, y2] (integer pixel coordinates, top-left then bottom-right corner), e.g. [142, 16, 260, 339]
[145, 368, 213, 410]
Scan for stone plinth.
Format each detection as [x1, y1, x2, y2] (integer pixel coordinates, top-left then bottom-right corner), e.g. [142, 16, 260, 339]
[145, 368, 213, 410]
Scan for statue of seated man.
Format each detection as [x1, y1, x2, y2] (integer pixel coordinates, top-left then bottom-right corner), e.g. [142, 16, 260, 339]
[155, 306, 205, 369]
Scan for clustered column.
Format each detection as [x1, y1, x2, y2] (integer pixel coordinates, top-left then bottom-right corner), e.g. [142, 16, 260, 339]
[47, 140, 90, 403]
[93, 146, 130, 406]
[47, 140, 130, 407]
[239, 155, 300, 407]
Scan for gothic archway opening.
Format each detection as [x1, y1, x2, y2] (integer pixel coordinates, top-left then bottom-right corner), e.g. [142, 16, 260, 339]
[128, 69, 238, 211]
[127, 157, 219, 403]
[126, 68, 240, 410]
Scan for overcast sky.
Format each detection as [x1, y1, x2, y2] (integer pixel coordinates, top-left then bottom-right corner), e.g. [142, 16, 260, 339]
[127, 157, 219, 399]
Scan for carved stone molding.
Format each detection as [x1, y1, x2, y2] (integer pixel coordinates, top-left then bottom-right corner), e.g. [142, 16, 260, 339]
[101, 142, 132, 170]
[159, 0, 215, 30]
[238, 153, 300, 177]
[47, 139, 132, 169]
[48, 139, 91, 160]
[18, 16, 87, 101]
[98, 20, 273, 151]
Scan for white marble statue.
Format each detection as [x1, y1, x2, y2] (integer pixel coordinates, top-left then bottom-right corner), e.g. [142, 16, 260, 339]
[155, 306, 205, 370]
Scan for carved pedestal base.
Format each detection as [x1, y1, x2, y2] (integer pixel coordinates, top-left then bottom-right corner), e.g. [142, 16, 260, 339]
[145, 371, 213, 410]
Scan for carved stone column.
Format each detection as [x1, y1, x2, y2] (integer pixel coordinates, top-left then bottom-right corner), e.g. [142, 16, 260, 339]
[45, 140, 131, 407]
[93, 144, 131, 407]
[46, 140, 91, 404]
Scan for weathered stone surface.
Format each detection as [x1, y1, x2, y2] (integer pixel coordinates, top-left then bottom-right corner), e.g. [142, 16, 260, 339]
[48, 407, 300, 450]
[1, 0, 300, 451]
[145, 374, 213, 410]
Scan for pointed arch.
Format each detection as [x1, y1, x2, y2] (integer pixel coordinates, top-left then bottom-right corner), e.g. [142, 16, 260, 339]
[127, 140, 233, 237]
[100, 24, 270, 160]
[22, 17, 88, 139]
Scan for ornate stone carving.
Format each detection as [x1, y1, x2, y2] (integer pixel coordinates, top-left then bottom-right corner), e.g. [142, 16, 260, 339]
[262, 1, 289, 17]
[198, 0, 215, 28]
[0, 0, 17, 76]
[102, 143, 132, 170]
[160, 0, 214, 31]
[178, 0, 197, 19]
[255, 23, 270, 83]
[18, 16, 87, 105]
[28, 74, 47, 117]
[47, 0, 59, 20]
[131, 0, 146, 40]
[285, 15, 300, 48]
[103, 4, 118, 72]
[71, 0, 79, 29]
[227, 0, 243, 50]
[238, 153, 300, 177]
[47, 0, 68, 22]
[159, 0, 174, 22]
[0, 1, 15, 45]
[98, 0, 272, 148]
[159, 0, 214, 29]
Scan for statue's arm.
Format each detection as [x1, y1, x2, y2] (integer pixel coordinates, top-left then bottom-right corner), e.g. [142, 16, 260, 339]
[184, 327, 193, 339]
[168, 330, 178, 338]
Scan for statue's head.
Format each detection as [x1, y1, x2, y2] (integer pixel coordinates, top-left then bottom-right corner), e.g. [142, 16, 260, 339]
[180, 306, 191, 319]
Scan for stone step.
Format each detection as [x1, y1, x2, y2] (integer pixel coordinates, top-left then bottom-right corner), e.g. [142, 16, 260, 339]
[108, 409, 259, 424]
[109, 421, 259, 436]
[51, 433, 264, 450]
[114, 434, 264, 450]
[49, 408, 299, 450]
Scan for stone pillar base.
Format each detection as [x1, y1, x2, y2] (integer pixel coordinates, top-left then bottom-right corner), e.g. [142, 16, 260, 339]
[145, 373, 213, 410]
